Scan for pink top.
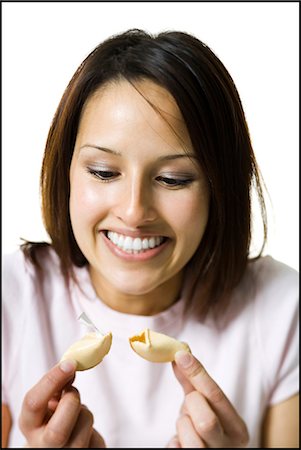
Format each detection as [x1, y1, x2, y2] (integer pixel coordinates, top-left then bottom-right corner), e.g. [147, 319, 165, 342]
[2, 248, 299, 448]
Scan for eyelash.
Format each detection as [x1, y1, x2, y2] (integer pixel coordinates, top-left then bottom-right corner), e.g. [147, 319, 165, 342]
[87, 168, 116, 181]
[86, 168, 194, 188]
[155, 176, 194, 187]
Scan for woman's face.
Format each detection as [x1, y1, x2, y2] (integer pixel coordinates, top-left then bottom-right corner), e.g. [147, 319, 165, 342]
[70, 79, 209, 311]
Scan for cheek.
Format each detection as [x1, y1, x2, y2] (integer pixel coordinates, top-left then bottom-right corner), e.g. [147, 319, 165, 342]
[164, 193, 209, 238]
[164, 191, 209, 264]
[69, 174, 104, 228]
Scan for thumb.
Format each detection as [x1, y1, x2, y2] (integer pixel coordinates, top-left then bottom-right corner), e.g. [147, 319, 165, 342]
[172, 352, 194, 395]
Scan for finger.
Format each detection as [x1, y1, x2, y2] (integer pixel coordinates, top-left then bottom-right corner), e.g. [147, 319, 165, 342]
[172, 361, 194, 395]
[42, 386, 81, 447]
[66, 405, 94, 448]
[20, 360, 77, 432]
[166, 435, 181, 448]
[47, 398, 59, 413]
[88, 428, 106, 448]
[184, 390, 224, 447]
[174, 351, 248, 444]
[47, 390, 62, 413]
[176, 414, 206, 448]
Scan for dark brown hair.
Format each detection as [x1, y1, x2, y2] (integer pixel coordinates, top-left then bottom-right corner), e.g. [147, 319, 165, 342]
[22, 29, 267, 317]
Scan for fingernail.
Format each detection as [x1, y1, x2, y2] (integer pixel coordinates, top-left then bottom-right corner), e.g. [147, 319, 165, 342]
[175, 350, 193, 368]
[59, 359, 77, 373]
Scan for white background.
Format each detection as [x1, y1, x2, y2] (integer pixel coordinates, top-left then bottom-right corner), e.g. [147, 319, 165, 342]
[2, 2, 299, 271]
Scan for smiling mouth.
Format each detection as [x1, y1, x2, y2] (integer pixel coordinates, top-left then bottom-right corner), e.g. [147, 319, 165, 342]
[104, 231, 168, 254]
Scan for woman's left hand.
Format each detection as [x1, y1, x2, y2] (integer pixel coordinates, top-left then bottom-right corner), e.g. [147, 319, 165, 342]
[167, 351, 249, 448]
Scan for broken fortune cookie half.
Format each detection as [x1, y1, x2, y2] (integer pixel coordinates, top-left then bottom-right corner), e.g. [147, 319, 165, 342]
[129, 328, 191, 362]
[60, 332, 112, 371]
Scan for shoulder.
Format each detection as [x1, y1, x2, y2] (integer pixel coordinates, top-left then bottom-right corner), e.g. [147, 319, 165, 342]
[215, 255, 298, 326]
[3, 245, 62, 288]
[234, 255, 299, 334]
[246, 255, 298, 315]
[2, 247, 78, 410]
[2, 246, 64, 313]
[247, 256, 299, 404]
[249, 255, 298, 293]
[2, 246, 71, 367]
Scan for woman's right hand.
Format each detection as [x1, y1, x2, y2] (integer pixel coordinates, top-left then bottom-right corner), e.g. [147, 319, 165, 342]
[19, 360, 106, 448]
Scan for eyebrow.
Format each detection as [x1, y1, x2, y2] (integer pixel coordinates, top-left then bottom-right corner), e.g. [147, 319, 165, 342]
[80, 145, 121, 156]
[80, 144, 196, 161]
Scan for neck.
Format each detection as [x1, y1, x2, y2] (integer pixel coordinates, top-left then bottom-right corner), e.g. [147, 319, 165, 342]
[89, 269, 184, 316]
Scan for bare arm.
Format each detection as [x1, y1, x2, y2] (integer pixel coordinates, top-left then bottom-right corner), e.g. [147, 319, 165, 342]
[2, 404, 12, 448]
[261, 394, 299, 448]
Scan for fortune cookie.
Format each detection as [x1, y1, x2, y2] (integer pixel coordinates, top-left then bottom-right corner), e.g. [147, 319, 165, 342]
[129, 328, 190, 362]
[60, 331, 112, 371]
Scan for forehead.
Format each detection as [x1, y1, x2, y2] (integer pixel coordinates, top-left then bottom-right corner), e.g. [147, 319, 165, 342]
[76, 79, 192, 150]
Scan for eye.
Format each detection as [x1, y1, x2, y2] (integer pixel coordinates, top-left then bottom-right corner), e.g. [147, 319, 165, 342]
[156, 176, 194, 188]
[87, 168, 119, 181]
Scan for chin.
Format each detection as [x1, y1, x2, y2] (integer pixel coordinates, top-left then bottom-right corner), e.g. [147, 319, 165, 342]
[109, 273, 161, 296]
[114, 282, 157, 297]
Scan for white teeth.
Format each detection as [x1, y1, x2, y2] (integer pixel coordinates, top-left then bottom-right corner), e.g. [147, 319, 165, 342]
[106, 231, 164, 253]
[142, 238, 149, 249]
[112, 232, 119, 245]
[148, 237, 156, 249]
[133, 238, 142, 251]
[123, 236, 133, 251]
[117, 234, 124, 248]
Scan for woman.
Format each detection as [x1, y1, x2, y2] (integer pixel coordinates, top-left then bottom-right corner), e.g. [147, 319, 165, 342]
[2, 29, 298, 447]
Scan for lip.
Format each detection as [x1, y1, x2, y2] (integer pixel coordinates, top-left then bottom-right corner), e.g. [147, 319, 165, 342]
[100, 231, 170, 262]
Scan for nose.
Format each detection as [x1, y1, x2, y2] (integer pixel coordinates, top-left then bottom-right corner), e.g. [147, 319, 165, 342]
[115, 174, 157, 228]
